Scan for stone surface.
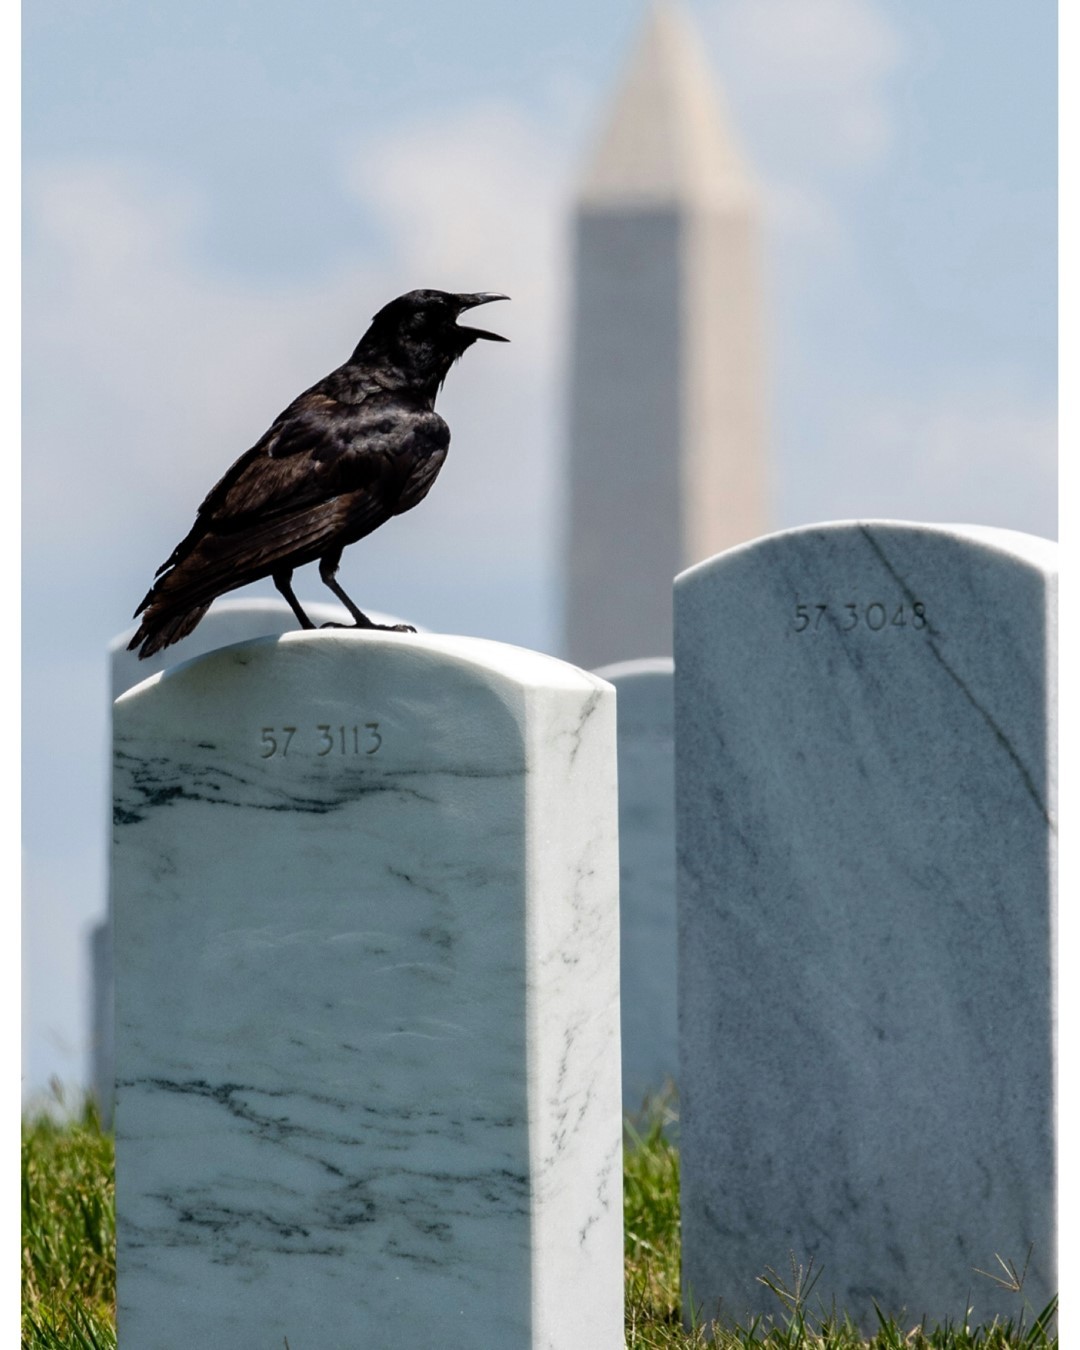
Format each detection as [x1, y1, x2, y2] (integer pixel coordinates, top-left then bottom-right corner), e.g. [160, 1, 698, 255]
[563, 1, 769, 669]
[109, 596, 416, 700]
[112, 630, 623, 1349]
[91, 598, 412, 1124]
[675, 521, 1057, 1327]
[594, 658, 677, 1111]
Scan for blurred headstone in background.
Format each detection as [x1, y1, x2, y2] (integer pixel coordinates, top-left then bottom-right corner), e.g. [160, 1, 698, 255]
[593, 657, 676, 1114]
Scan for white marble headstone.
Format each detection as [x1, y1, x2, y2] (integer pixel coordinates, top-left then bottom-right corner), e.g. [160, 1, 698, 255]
[675, 521, 1056, 1327]
[92, 598, 412, 1124]
[112, 630, 623, 1348]
[593, 658, 676, 1112]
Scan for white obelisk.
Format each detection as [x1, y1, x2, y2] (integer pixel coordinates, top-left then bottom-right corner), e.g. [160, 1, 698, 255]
[563, 1, 769, 669]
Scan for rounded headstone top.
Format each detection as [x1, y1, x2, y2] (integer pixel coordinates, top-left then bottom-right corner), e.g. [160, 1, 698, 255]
[675, 519, 1058, 590]
[113, 630, 617, 793]
[110, 597, 422, 701]
[115, 629, 615, 710]
[592, 657, 674, 683]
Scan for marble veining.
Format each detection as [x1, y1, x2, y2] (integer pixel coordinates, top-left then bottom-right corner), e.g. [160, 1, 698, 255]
[113, 630, 622, 1349]
[93, 600, 420, 1127]
[674, 522, 1056, 1329]
[861, 526, 1051, 824]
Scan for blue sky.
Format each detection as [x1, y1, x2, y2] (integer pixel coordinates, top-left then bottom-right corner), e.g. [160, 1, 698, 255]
[22, 0, 1057, 1098]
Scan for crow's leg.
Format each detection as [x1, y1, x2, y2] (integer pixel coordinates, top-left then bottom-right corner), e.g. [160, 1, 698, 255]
[273, 569, 316, 629]
[318, 553, 416, 633]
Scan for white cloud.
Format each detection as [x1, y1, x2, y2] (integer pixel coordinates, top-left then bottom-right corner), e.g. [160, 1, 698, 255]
[706, 0, 903, 170]
[24, 162, 384, 557]
[781, 385, 1058, 539]
[344, 100, 568, 354]
[863, 391, 1056, 536]
[697, 0, 903, 260]
[23, 99, 572, 592]
[723, 0, 900, 90]
[759, 178, 848, 254]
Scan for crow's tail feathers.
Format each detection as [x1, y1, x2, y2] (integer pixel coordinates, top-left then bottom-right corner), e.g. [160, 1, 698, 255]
[126, 499, 343, 659]
[127, 601, 212, 660]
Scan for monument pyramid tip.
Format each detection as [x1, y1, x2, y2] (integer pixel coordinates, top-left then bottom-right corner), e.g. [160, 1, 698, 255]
[577, 0, 755, 209]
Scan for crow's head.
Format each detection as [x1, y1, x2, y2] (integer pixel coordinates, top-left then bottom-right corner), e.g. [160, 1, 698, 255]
[359, 289, 509, 391]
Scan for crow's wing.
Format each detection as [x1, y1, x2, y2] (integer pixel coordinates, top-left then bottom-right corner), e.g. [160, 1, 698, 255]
[154, 393, 359, 573]
[135, 396, 449, 617]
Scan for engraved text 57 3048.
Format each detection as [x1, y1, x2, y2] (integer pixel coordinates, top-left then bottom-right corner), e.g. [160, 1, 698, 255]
[792, 600, 927, 634]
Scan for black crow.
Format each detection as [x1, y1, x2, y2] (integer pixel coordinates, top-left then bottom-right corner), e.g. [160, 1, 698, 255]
[128, 289, 508, 659]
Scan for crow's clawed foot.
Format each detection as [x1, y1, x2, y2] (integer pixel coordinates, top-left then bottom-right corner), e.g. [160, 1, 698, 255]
[317, 620, 416, 633]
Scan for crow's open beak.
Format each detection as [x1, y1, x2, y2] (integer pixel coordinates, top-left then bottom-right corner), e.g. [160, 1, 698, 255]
[455, 292, 510, 342]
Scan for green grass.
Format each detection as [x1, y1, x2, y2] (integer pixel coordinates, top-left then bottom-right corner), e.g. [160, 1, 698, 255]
[622, 1091, 1057, 1350]
[21, 1094, 116, 1350]
[21, 1091, 1057, 1350]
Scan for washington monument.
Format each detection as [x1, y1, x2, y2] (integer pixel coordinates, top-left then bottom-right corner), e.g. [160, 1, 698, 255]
[562, 2, 769, 668]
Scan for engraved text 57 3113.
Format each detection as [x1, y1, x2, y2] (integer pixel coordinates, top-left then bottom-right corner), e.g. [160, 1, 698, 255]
[259, 724, 382, 758]
[792, 600, 927, 634]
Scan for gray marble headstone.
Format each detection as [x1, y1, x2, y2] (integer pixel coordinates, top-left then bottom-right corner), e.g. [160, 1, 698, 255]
[112, 630, 623, 1348]
[91, 597, 410, 1124]
[675, 521, 1056, 1327]
[593, 658, 676, 1113]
